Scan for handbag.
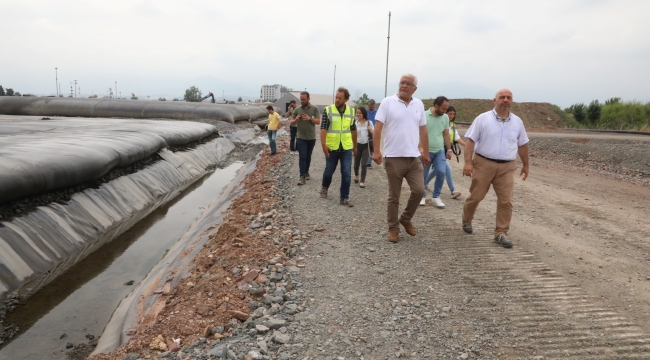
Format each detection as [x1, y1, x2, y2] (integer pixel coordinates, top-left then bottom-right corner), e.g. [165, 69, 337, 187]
[367, 124, 374, 150]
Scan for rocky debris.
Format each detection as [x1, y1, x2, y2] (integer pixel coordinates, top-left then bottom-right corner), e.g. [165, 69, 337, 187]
[149, 335, 168, 351]
[529, 136, 650, 187]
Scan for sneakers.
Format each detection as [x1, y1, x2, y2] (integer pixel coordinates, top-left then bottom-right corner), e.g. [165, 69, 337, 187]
[451, 191, 462, 199]
[462, 220, 473, 234]
[340, 199, 353, 207]
[431, 197, 445, 208]
[298, 176, 306, 185]
[399, 220, 416, 236]
[495, 234, 513, 248]
[419, 198, 426, 206]
[320, 187, 328, 199]
[305, 172, 311, 180]
[388, 230, 399, 243]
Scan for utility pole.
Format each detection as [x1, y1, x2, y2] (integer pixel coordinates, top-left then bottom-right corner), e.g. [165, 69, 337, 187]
[115, 81, 118, 99]
[55, 67, 58, 97]
[333, 65, 336, 104]
[385, 11, 391, 98]
[59, 83, 61, 97]
[70, 82, 73, 97]
[74, 80, 77, 98]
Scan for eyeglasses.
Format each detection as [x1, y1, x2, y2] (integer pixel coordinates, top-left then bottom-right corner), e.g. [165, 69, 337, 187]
[399, 81, 415, 87]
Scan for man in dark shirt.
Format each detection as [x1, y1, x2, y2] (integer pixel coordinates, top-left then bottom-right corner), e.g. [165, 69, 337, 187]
[290, 92, 321, 185]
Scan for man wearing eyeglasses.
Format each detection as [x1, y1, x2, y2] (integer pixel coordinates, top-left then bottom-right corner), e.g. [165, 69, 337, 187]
[461, 88, 530, 249]
[372, 74, 430, 243]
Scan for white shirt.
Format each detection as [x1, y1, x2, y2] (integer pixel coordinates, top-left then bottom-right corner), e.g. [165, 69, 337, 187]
[375, 94, 426, 158]
[464, 109, 529, 161]
[355, 120, 374, 144]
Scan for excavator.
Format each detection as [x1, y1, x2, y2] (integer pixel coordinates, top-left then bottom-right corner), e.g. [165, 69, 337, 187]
[200, 92, 215, 103]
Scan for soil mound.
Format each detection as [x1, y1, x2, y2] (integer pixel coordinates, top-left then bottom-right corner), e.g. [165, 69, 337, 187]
[422, 98, 566, 129]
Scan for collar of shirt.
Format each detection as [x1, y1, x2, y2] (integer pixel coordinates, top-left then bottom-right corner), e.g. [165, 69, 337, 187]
[492, 109, 511, 122]
[392, 93, 414, 105]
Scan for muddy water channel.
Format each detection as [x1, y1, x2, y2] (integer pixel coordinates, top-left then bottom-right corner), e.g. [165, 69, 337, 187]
[0, 162, 244, 360]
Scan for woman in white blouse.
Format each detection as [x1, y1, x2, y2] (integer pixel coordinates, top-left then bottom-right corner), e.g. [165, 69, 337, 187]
[353, 106, 374, 188]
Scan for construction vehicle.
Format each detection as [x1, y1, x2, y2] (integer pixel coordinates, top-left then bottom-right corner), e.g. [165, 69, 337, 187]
[200, 92, 215, 103]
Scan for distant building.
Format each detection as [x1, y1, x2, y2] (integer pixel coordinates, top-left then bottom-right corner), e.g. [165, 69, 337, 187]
[273, 91, 357, 115]
[260, 84, 293, 101]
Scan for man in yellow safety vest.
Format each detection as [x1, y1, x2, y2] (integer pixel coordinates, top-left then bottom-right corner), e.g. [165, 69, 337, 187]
[320, 87, 357, 207]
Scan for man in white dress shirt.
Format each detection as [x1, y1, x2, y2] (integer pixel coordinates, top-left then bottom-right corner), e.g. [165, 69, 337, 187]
[461, 89, 529, 248]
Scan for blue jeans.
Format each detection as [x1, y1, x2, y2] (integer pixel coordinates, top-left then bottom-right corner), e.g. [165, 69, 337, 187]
[322, 150, 352, 200]
[296, 138, 316, 177]
[422, 150, 447, 198]
[289, 126, 297, 151]
[425, 159, 456, 194]
[267, 130, 277, 154]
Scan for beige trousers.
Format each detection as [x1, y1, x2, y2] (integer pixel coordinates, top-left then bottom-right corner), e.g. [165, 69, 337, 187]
[384, 157, 425, 232]
[462, 155, 517, 237]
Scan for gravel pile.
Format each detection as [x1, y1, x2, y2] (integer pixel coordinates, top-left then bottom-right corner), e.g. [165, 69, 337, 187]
[529, 136, 650, 186]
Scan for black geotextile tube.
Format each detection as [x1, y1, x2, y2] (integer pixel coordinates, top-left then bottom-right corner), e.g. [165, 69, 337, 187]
[0, 118, 218, 204]
[0, 97, 269, 123]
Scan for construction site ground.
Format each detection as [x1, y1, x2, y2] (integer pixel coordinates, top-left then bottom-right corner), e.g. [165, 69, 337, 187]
[80, 127, 650, 360]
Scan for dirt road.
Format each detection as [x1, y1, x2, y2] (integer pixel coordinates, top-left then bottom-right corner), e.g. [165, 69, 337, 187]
[83, 130, 650, 359]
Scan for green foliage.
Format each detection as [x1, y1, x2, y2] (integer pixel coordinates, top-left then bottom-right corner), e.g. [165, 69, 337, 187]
[14, 92, 21, 96]
[131, 95, 138, 100]
[568, 103, 587, 123]
[587, 100, 601, 123]
[184, 86, 202, 102]
[88, 94, 98, 98]
[173, 98, 180, 101]
[552, 104, 583, 129]
[158, 97, 167, 101]
[237, 97, 243, 102]
[0, 85, 5, 96]
[356, 93, 370, 106]
[604, 97, 621, 106]
[5, 88, 14, 96]
[598, 100, 650, 130]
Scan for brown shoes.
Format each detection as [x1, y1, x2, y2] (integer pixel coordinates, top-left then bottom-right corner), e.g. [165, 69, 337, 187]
[399, 220, 416, 236]
[388, 231, 399, 242]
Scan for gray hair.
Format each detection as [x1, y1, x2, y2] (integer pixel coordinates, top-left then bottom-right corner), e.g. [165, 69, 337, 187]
[401, 73, 418, 86]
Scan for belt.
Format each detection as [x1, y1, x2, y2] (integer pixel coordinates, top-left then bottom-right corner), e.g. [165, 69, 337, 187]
[476, 153, 513, 164]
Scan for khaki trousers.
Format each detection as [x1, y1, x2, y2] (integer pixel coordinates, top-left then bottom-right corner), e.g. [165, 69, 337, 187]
[462, 155, 517, 237]
[384, 157, 424, 232]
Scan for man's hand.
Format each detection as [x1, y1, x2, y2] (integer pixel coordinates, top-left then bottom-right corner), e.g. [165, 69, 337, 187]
[323, 145, 330, 158]
[446, 150, 452, 160]
[373, 151, 382, 165]
[353, 146, 357, 156]
[463, 163, 474, 177]
[422, 152, 431, 166]
[520, 165, 529, 181]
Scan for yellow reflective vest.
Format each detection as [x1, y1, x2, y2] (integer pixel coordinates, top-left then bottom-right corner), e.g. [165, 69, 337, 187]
[325, 105, 355, 151]
[449, 122, 456, 143]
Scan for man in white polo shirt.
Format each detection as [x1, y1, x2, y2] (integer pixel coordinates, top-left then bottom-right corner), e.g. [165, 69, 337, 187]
[461, 88, 530, 248]
[372, 73, 430, 243]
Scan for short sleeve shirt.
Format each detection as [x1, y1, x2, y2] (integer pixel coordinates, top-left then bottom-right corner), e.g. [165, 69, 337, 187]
[375, 94, 426, 158]
[367, 108, 378, 125]
[464, 109, 529, 161]
[424, 109, 449, 153]
[267, 112, 280, 131]
[292, 104, 321, 140]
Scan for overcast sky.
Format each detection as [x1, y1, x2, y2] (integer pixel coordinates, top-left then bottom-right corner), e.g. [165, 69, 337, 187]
[1, 0, 649, 107]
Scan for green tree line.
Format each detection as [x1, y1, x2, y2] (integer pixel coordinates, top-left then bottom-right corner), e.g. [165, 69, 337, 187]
[564, 98, 650, 131]
[0, 85, 21, 96]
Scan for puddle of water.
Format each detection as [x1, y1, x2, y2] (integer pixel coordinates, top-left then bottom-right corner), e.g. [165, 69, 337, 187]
[0, 162, 244, 360]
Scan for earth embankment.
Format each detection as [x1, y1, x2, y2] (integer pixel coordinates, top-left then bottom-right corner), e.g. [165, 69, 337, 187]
[422, 98, 566, 129]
